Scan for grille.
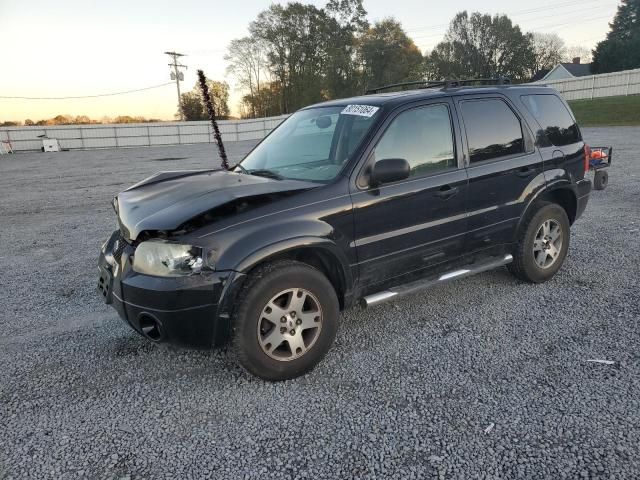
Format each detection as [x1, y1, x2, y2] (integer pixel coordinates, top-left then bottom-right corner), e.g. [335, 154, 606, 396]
[112, 232, 127, 262]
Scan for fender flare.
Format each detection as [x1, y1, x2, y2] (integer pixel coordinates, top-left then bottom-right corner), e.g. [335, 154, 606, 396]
[513, 180, 576, 238]
[234, 235, 353, 287]
[214, 236, 354, 340]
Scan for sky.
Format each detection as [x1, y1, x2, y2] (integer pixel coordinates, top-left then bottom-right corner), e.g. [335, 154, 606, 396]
[0, 0, 620, 122]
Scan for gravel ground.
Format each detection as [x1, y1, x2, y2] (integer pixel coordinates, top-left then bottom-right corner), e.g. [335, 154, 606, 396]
[1, 128, 639, 479]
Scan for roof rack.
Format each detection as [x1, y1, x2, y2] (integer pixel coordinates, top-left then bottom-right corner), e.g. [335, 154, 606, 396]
[365, 76, 511, 95]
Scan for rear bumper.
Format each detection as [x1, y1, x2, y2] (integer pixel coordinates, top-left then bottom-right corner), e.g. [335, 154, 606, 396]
[97, 231, 236, 348]
[575, 178, 592, 221]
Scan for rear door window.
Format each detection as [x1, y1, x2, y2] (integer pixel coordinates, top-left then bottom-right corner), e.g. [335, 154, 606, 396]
[460, 99, 525, 163]
[520, 94, 581, 146]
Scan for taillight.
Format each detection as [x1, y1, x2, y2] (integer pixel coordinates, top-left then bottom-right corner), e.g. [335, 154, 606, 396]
[584, 145, 591, 174]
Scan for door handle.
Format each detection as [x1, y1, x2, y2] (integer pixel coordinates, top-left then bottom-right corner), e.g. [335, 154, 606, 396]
[515, 166, 534, 178]
[435, 185, 459, 200]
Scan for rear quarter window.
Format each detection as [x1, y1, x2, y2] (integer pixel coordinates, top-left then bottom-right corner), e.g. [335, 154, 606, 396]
[520, 94, 582, 147]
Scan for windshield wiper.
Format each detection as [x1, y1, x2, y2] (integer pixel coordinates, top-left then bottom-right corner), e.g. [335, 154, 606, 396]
[232, 163, 249, 174]
[248, 169, 283, 180]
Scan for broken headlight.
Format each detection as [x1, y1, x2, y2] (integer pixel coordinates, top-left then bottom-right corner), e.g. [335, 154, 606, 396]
[132, 241, 205, 277]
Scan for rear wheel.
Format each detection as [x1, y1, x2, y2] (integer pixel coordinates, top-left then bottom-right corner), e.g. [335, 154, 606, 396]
[232, 261, 339, 381]
[508, 202, 570, 283]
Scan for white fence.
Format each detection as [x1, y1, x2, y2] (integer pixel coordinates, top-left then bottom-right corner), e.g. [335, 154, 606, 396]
[4, 70, 639, 153]
[541, 67, 640, 101]
[0, 115, 289, 152]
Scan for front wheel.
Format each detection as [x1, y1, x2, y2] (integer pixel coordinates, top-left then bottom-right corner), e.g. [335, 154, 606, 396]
[508, 202, 571, 283]
[232, 261, 339, 381]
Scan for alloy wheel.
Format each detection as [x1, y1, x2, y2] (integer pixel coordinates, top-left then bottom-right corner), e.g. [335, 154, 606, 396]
[532, 219, 563, 269]
[257, 288, 323, 361]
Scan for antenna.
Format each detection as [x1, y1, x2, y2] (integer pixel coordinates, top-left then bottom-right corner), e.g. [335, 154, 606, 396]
[197, 69, 229, 170]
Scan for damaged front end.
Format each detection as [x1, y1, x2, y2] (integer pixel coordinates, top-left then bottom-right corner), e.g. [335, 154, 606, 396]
[98, 168, 316, 348]
[113, 168, 314, 242]
[97, 226, 232, 348]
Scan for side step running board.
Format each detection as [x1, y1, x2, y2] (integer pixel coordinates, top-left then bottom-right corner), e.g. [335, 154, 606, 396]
[361, 254, 513, 308]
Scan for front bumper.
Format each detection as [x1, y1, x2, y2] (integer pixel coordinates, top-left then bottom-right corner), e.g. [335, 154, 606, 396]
[97, 231, 236, 348]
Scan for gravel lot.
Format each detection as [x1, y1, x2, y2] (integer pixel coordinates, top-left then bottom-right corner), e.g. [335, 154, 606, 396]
[1, 128, 639, 479]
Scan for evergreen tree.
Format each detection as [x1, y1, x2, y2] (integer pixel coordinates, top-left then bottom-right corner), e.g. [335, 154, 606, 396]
[592, 0, 640, 73]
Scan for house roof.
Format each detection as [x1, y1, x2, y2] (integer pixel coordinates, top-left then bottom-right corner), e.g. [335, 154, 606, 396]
[539, 62, 593, 81]
[531, 69, 550, 82]
[560, 63, 593, 77]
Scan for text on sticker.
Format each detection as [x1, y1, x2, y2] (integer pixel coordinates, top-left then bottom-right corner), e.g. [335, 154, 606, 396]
[341, 105, 380, 117]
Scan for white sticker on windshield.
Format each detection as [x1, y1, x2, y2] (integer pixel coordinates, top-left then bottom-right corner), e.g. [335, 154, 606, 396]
[341, 104, 379, 117]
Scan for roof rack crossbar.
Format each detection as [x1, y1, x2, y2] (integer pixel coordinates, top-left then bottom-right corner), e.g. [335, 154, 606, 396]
[365, 80, 447, 95]
[445, 77, 512, 87]
[365, 76, 511, 95]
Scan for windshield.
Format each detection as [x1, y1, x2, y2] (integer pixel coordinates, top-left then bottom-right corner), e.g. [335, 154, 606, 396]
[238, 105, 379, 182]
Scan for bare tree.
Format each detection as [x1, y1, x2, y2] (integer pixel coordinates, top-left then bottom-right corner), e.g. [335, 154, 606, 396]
[564, 45, 593, 64]
[531, 32, 566, 74]
[225, 37, 268, 117]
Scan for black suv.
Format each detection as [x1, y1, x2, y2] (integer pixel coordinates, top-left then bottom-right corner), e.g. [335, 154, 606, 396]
[98, 81, 592, 380]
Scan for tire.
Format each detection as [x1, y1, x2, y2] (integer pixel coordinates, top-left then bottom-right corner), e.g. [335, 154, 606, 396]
[594, 170, 608, 190]
[508, 202, 571, 283]
[232, 260, 339, 381]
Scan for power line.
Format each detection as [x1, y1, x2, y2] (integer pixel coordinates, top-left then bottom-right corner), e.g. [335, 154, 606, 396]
[508, 4, 615, 27]
[414, 14, 615, 52]
[405, 10, 614, 46]
[505, 0, 616, 17]
[353, 13, 614, 53]
[186, 0, 617, 57]
[538, 14, 614, 33]
[1, 8, 615, 103]
[574, 24, 632, 44]
[0, 82, 173, 100]
[191, 6, 615, 59]
[402, 0, 617, 34]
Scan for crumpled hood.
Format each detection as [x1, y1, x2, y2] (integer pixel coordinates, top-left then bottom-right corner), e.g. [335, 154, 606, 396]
[115, 169, 314, 241]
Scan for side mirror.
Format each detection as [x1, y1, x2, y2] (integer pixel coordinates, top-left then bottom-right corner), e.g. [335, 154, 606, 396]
[370, 158, 410, 186]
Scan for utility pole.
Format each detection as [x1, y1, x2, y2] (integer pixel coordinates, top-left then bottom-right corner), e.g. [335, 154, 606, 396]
[164, 51, 187, 120]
